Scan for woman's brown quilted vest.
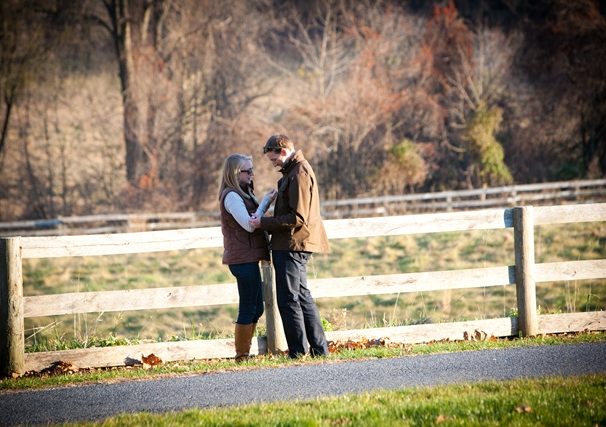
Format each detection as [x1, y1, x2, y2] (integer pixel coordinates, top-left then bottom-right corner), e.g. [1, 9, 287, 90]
[220, 188, 269, 265]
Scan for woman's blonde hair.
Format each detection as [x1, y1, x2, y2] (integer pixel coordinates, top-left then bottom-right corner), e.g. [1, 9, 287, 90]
[218, 153, 254, 200]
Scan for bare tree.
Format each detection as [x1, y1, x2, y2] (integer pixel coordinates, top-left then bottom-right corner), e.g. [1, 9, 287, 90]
[447, 27, 519, 187]
[519, 0, 606, 180]
[0, 0, 87, 219]
[0, 1, 51, 161]
[420, 1, 519, 188]
[270, 1, 430, 198]
[185, 1, 277, 207]
[92, 0, 168, 191]
[88, 0, 276, 209]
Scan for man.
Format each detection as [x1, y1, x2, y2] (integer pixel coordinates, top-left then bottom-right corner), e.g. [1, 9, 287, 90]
[250, 134, 329, 358]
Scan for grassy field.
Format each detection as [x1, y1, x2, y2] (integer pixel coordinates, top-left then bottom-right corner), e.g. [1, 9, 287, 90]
[22, 222, 605, 351]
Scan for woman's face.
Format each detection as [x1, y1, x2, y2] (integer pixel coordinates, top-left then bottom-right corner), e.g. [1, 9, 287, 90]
[238, 160, 254, 186]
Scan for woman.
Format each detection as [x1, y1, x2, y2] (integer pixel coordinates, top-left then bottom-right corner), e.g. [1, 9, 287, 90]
[218, 153, 275, 362]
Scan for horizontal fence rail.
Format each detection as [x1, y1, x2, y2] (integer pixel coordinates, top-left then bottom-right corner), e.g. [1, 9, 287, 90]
[1, 203, 605, 376]
[1, 179, 605, 236]
[21, 260, 606, 318]
[322, 178, 606, 217]
[16, 203, 606, 259]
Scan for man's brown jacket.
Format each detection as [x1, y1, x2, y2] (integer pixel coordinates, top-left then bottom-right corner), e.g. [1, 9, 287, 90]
[260, 150, 330, 253]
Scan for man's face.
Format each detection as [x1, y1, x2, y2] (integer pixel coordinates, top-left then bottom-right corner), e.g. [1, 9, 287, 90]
[265, 149, 285, 168]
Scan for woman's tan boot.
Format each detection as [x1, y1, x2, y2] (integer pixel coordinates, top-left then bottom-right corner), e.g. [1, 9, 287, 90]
[234, 323, 254, 362]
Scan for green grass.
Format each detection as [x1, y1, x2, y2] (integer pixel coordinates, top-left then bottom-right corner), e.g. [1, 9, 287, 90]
[62, 374, 606, 426]
[21, 222, 606, 350]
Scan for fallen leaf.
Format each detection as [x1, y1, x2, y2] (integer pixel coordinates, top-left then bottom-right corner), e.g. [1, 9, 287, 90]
[474, 330, 487, 341]
[39, 361, 78, 376]
[327, 338, 411, 352]
[141, 353, 163, 367]
[463, 329, 494, 341]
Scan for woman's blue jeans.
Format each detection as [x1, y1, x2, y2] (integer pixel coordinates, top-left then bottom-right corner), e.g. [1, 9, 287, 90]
[228, 262, 264, 324]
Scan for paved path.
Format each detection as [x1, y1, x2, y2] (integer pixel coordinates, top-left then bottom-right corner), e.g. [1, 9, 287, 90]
[1, 342, 605, 426]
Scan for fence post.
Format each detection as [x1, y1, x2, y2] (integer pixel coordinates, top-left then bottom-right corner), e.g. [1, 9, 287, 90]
[513, 206, 539, 337]
[261, 260, 287, 353]
[0, 237, 25, 377]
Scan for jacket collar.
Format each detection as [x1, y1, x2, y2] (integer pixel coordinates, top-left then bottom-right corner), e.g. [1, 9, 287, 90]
[280, 150, 304, 174]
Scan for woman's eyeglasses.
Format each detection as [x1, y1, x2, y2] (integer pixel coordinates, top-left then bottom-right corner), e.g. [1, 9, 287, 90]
[240, 168, 254, 175]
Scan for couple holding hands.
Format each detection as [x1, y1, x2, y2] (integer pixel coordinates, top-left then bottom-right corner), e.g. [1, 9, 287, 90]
[218, 134, 329, 361]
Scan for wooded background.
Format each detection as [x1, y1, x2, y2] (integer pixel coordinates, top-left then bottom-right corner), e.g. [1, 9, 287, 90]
[1, 0, 605, 221]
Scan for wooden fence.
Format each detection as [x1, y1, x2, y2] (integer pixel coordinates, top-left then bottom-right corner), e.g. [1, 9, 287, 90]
[1, 179, 605, 236]
[1, 203, 606, 377]
[322, 178, 606, 217]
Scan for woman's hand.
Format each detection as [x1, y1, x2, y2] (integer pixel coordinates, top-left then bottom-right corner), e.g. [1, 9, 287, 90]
[249, 215, 261, 229]
[264, 188, 277, 201]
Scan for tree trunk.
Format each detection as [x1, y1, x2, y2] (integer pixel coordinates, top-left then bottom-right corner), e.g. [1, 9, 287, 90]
[105, 0, 163, 188]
